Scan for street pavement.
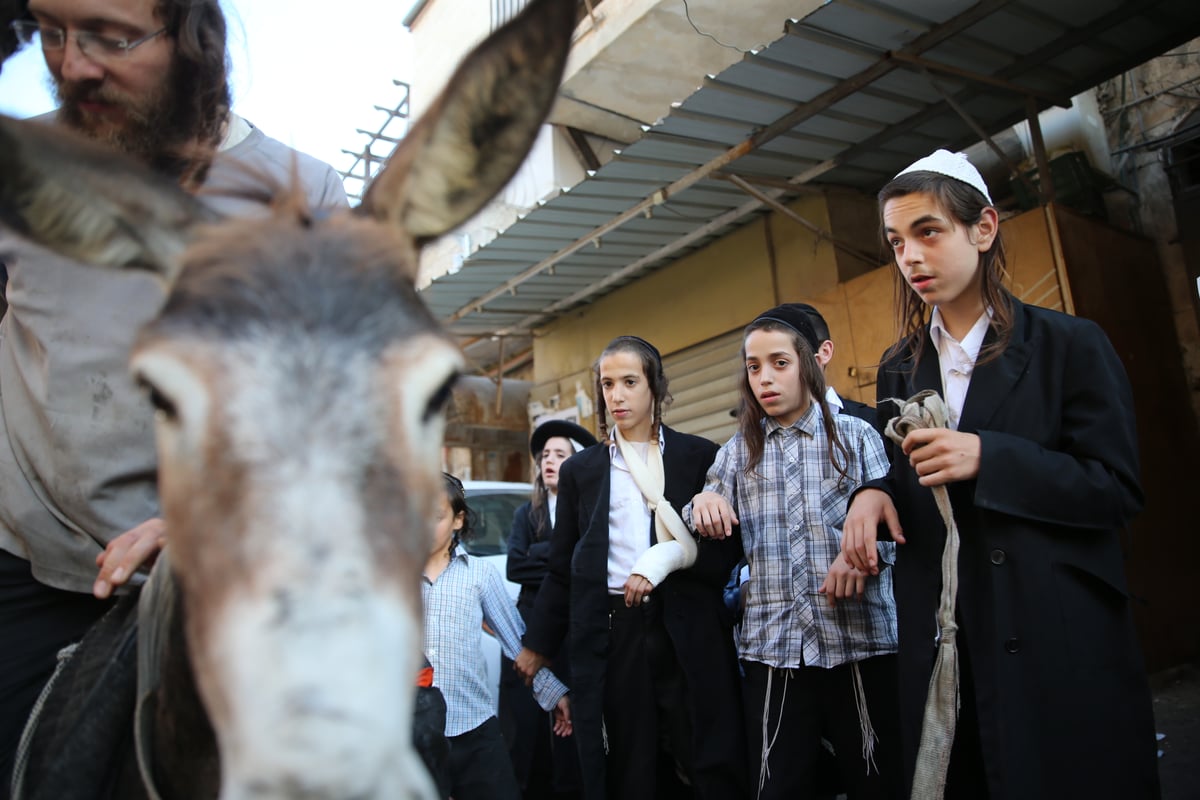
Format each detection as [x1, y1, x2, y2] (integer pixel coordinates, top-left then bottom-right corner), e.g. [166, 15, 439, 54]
[1153, 662, 1200, 800]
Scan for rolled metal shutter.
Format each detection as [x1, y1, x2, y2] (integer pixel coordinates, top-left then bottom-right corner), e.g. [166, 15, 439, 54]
[662, 329, 742, 446]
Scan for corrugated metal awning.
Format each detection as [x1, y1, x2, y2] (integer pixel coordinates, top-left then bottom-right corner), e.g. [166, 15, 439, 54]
[421, 0, 1200, 348]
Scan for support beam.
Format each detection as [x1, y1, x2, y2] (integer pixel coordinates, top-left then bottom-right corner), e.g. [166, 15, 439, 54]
[485, 347, 534, 379]
[919, 67, 1042, 201]
[1026, 95, 1055, 204]
[495, 195, 775, 335]
[1043, 204, 1075, 315]
[493, 336, 505, 416]
[556, 124, 602, 172]
[725, 175, 881, 267]
[888, 51, 1072, 109]
[713, 172, 824, 194]
[446, 136, 758, 322]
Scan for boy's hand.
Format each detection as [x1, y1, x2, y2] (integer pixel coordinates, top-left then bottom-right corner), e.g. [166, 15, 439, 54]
[623, 574, 654, 607]
[552, 696, 573, 737]
[514, 647, 548, 687]
[690, 491, 737, 539]
[903, 429, 981, 486]
[842, 489, 903, 575]
[819, 552, 866, 607]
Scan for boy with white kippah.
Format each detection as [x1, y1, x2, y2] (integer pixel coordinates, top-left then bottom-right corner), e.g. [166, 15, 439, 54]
[840, 149, 1160, 799]
[894, 149, 993, 203]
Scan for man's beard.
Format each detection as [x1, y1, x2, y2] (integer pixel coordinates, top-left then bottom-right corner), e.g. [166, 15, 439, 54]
[55, 62, 202, 178]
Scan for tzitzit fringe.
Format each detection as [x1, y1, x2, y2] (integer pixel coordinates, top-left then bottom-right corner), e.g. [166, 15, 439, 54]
[884, 390, 961, 800]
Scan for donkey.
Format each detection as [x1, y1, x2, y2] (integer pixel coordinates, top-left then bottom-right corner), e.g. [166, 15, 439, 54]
[0, 0, 575, 797]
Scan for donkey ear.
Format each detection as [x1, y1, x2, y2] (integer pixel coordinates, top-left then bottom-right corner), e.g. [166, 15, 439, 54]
[0, 115, 217, 284]
[360, 0, 575, 242]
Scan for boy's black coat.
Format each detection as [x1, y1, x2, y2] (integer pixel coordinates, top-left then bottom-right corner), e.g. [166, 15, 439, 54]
[525, 425, 747, 800]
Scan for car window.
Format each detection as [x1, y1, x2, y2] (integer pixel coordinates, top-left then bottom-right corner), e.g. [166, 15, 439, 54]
[464, 491, 528, 556]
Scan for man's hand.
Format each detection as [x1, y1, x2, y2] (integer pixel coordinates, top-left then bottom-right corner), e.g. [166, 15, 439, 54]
[690, 491, 737, 539]
[818, 552, 865, 607]
[552, 696, 573, 737]
[94, 518, 166, 599]
[514, 647, 548, 687]
[841, 489, 903, 575]
[903, 428, 981, 486]
[623, 574, 654, 607]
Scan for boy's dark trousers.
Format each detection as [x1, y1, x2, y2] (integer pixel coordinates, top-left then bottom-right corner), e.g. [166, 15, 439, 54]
[447, 716, 521, 800]
[742, 655, 903, 800]
[603, 596, 693, 800]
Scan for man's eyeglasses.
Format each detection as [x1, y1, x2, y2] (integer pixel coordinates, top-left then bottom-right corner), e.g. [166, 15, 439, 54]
[9, 20, 167, 61]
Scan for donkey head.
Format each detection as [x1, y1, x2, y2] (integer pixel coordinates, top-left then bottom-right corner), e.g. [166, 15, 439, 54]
[0, 1, 575, 797]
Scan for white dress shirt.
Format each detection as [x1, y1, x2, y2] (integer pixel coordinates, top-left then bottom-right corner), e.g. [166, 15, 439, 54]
[929, 307, 992, 430]
[606, 437, 657, 594]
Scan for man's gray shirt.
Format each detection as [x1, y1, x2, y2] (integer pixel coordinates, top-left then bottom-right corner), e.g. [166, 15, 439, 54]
[0, 118, 347, 592]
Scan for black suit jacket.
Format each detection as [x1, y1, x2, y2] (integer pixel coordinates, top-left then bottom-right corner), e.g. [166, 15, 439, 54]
[867, 298, 1157, 799]
[837, 394, 878, 431]
[525, 426, 747, 800]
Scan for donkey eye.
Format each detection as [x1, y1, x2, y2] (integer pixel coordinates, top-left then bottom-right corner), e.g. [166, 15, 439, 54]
[423, 371, 459, 423]
[138, 377, 179, 422]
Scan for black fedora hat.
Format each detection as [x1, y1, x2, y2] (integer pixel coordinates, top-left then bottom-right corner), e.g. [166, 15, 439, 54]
[530, 419, 598, 457]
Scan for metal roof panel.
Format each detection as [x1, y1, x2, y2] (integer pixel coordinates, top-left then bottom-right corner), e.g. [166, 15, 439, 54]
[418, 0, 1200, 350]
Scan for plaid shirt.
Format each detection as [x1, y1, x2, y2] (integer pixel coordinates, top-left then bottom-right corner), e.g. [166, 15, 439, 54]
[685, 403, 897, 669]
[423, 547, 567, 736]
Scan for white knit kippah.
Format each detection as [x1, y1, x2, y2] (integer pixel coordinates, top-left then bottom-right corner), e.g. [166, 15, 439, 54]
[895, 149, 993, 204]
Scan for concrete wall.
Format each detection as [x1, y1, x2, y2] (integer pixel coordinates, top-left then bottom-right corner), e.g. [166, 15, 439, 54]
[405, 0, 494, 122]
[554, 0, 824, 142]
[1095, 37, 1200, 428]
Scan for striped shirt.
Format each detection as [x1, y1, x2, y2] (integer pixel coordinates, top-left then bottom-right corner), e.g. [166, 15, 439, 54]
[685, 402, 897, 669]
[423, 547, 568, 736]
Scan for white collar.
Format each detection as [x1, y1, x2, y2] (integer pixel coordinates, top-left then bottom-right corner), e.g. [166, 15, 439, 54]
[219, 114, 253, 152]
[608, 426, 666, 458]
[824, 385, 844, 410]
[930, 306, 992, 365]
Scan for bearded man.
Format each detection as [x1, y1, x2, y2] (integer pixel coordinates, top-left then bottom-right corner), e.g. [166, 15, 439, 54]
[0, 2, 346, 791]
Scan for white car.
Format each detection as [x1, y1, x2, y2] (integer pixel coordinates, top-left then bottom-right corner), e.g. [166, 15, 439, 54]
[461, 480, 531, 708]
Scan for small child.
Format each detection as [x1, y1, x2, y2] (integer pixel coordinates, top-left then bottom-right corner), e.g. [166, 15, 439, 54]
[687, 304, 902, 800]
[423, 473, 571, 800]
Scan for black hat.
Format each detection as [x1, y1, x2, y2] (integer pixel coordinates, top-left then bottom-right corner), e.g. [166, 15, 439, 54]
[751, 304, 822, 353]
[530, 419, 598, 457]
[606, 335, 663, 373]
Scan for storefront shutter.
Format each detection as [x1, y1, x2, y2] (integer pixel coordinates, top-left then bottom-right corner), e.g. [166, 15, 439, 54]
[662, 329, 742, 446]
